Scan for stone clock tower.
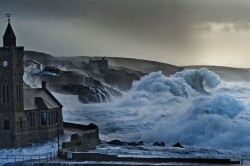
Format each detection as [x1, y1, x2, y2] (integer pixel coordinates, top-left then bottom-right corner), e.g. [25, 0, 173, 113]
[0, 16, 28, 147]
[0, 15, 63, 148]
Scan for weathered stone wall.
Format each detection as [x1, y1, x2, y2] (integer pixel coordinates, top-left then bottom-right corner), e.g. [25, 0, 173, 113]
[61, 122, 100, 153]
[0, 130, 12, 147]
[0, 127, 63, 148]
[0, 108, 63, 148]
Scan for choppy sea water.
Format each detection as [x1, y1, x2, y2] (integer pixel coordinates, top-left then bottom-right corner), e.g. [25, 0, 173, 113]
[1, 68, 250, 165]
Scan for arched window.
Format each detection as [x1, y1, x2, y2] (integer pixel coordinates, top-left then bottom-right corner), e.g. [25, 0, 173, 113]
[4, 118, 10, 130]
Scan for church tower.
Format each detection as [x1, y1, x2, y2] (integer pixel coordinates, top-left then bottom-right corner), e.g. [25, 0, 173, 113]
[0, 14, 63, 148]
[0, 14, 27, 147]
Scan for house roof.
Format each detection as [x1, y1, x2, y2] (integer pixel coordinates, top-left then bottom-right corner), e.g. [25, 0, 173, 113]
[25, 59, 42, 65]
[24, 89, 62, 111]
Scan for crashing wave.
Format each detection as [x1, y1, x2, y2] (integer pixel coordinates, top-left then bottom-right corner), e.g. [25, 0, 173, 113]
[111, 68, 249, 148]
[173, 68, 221, 94]
[56, 68, 249, 149]
[119, 68, 220, 107]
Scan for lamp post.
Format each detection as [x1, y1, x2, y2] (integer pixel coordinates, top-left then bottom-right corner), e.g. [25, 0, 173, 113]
[57, 109, 60, 155]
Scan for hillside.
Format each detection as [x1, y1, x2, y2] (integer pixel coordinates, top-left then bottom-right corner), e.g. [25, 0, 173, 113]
[55, 56, 183, 76]
[107, 57, 183, 76]
[24, 51, 250, 93]
[24, 51, 56, 65]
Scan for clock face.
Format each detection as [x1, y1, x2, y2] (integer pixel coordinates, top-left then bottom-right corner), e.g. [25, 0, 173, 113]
[2, 61, 8, 67]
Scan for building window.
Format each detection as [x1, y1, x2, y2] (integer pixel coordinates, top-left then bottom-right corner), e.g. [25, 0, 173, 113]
[52, 111, 54, 124]
[16, 85, 21, 103]
[41, 112, 47, 126]
[20, 118, 22, 128]
[16, 85, 19, 103]
[3, 85, 10, 103]
[47, 111, 56, 125]
[48, 111, 51, 125]
[56, 111, 58, 123]
[4, 118, 10, 130]
[53, 110, 56, 124]
[19, 85, 21, 102]
[29, 112, 35, 127]
[6, 85, 9, 103]
[3, 85, 5, 103]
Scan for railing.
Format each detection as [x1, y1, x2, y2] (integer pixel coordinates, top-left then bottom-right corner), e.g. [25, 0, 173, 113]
[241, 155, 250, 164]
[0, 152, 56, 164]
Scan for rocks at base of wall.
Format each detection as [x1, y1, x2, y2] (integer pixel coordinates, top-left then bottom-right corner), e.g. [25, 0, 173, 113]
[153, 142, 165, 147]
[107, 139, 144, 146]
[173, 142, 184, 148]
[107, 140, 185, 149]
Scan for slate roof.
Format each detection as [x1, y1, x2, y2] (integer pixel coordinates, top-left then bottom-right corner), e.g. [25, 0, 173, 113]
[24, 89, 62, 111]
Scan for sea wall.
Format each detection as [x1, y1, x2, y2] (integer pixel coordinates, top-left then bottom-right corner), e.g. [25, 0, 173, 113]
[60, 122, 100, 155]
[55, 152, 241, 165]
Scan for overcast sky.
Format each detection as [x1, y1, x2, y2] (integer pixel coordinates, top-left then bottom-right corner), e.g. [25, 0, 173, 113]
[1, 0, 250, 67]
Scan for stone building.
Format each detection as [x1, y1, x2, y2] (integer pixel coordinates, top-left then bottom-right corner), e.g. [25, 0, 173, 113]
[0, 19, 63, 147]
[89, 57, 108, 70]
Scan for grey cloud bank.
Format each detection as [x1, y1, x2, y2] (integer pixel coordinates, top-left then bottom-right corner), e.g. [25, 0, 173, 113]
[1, 0, 250, 67]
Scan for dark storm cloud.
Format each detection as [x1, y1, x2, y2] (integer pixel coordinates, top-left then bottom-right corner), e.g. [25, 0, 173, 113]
[0, 0, 190, 39]
[2, 0, 250, 21]
[1, 0, 250, 67]
[2, 0, 250, 38]
[0, 0, 194, 53]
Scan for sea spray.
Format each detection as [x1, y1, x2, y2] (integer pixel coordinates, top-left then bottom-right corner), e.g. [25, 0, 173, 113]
[52, 69, 249, 148]
[118, 71, 198, 107]
[118, 69, 248, 148]
[148, 94, 246, 147]
[52, 69, 248, 149]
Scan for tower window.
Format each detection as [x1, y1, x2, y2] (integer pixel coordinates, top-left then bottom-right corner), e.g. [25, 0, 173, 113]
[19, 85, 21, 102]
[3, 85, 10, 103]
[16, 85, 19, 103]
[16, 85, 21, 103]
[3, 85, 5, 103]
[20, 118, 22, 128]
[4, 118, 10, 130]
[6, 85, 9, 103]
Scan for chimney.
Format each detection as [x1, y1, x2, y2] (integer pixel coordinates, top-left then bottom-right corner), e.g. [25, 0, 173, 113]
[42, 81, 46, 89]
